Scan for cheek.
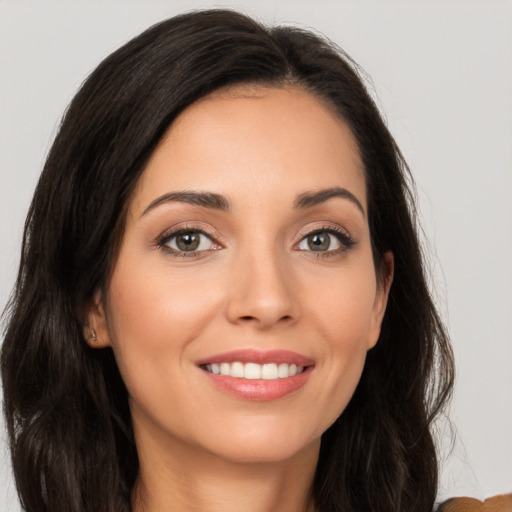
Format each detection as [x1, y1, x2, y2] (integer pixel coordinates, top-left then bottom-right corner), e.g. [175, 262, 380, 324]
[104, 253, 223, 394]
[303, 263, 377, 417]
[107, 252, 221, 337]
[310, 262, 378, 348]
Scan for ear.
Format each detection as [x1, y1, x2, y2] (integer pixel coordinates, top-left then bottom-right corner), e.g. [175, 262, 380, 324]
[367, 251, 394, 350]
[83, 289, 111, 348]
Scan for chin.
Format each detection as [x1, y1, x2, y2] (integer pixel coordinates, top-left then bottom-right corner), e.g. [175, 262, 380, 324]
[197, 421, 321, 465]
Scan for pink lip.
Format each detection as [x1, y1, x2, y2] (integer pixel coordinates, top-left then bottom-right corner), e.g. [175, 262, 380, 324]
[196, 349, 315, 402]
[196, 349, 315, 367]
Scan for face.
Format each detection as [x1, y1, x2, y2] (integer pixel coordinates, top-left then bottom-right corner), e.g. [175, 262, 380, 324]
[87, 86, 392, 467]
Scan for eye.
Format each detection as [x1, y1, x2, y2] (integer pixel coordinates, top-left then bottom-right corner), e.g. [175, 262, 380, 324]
[158, 228, 220, 255]
[296, 227, 355, 254]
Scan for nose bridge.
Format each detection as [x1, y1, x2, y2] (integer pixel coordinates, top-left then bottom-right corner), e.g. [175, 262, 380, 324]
[225, 234, 298, 329]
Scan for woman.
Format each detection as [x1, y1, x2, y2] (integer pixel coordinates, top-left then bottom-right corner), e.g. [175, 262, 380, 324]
[1, 9, 454, 512]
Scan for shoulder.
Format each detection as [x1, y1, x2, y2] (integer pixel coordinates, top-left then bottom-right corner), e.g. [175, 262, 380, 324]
[438, 494, 512, 512]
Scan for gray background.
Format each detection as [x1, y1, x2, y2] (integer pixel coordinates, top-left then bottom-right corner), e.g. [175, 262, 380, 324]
[1, 0, 511, 509]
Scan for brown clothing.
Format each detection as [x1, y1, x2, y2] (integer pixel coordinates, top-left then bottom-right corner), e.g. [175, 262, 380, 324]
[439, 494, 512, 512]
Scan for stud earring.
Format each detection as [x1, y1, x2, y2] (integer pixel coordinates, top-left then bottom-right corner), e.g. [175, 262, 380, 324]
[87, 329, 98, 344]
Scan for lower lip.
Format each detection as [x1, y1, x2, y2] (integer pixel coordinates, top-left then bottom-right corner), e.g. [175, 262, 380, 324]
[201, 367, 313, 401]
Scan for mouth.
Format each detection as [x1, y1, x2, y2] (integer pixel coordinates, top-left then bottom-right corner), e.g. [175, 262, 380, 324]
[197, 349, 314, 401]
[201, 361, 306, 380]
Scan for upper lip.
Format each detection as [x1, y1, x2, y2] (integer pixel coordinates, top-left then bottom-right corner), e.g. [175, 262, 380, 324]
[196, 349, 315, 367]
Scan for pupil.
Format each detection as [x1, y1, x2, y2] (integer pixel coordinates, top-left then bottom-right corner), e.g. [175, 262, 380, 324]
[177, 232, 200, 251]
[308, 233, 330, 251]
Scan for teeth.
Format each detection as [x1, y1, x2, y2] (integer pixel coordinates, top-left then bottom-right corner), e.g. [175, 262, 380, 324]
[262, 363, 278, 380]
[244, 362, 261, 379]
[278, 363, 289, 378]
[204, 362, 305, 380]
[231, 361, 244, 378]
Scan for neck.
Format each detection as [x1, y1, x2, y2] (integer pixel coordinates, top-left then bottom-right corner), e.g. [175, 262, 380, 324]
[131, 430, 319, 512]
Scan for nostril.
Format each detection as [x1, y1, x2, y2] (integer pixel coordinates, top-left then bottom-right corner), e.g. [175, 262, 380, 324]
[240, 315, 291, 322]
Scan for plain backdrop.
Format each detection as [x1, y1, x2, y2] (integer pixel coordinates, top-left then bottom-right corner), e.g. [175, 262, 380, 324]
[1, 1, 511, 510]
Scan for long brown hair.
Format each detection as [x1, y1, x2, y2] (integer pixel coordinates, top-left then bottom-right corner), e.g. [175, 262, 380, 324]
[1, 9, 454, 512]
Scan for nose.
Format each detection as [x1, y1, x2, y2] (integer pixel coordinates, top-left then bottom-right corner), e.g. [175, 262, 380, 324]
[225, 246, 299, 330]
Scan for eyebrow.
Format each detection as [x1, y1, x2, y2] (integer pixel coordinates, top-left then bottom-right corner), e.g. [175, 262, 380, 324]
[294, 187, 365, 216]
[141, 191, 230, 216]
[141, 186, 365, 217]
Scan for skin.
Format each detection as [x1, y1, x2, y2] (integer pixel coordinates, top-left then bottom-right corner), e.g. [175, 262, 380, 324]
[86, 86, 393, 512]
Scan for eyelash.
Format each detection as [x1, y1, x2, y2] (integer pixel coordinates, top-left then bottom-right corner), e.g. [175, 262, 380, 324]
[155, 226, 220, 258]
[155, 224, 356, 258]
[298, 225, 356, 258]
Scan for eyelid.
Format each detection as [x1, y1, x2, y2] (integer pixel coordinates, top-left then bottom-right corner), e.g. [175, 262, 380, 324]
[154, 221, 355, 258]
[155, 223, 224, 255]
[295, 223, 352, 241]
[294, 223, 356, 253]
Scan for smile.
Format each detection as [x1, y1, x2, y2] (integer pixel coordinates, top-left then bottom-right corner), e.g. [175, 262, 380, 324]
[203, 362, 305, 380]
[197, 349, 314, 401]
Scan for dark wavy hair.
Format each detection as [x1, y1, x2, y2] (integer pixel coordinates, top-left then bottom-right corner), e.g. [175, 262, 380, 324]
[1, 9, 454, 512]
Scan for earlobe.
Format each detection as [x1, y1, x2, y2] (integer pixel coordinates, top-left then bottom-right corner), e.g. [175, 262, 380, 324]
[367, 251, 394, 350]
[83, 290, 111, 348]
[85, 328, 99, 345]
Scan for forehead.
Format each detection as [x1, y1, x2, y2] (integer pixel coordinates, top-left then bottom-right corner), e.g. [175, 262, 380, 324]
[130, 85, 366, 214]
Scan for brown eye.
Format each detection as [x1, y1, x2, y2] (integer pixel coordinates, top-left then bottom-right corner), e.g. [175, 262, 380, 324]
[296, 228, 354, 254]
[176, 232, 201, 251]
[299, 232, 341, 252]
[307, 233, 331, 251]
[162, 230, 217, 253]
